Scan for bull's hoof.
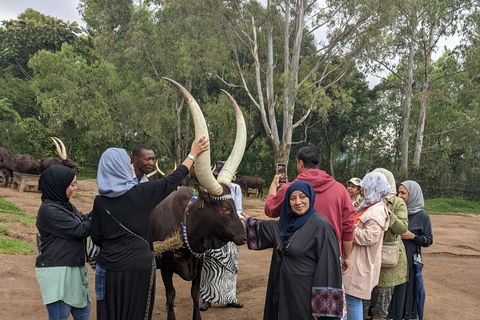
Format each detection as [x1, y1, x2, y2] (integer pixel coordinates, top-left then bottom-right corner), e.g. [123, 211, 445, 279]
[200, 301, 211, 311]
[226, 302, 243, 308]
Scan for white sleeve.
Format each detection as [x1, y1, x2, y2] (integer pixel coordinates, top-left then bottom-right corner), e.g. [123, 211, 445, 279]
[230, 183, 243, 217]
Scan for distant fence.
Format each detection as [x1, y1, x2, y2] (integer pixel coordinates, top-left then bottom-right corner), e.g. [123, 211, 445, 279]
[337, 175, 479, 201]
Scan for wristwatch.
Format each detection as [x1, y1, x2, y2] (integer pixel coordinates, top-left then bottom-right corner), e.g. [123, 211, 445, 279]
[187, 154, 195, 161]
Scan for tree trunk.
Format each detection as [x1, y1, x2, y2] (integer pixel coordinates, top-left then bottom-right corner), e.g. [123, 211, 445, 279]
[413, 24, 434, 167]
[327, 142, 335, 179]
[399, 15, 418, 179]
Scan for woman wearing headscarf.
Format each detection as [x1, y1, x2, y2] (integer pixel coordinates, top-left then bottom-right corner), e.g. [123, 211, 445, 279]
[388, 180, 433, 320]
[35, 165, 92, 320]
[91, 137, 209, 320]
[342, 172, 391, 320]
[365, 168, 408, 320]
[243, 180, 343, 320]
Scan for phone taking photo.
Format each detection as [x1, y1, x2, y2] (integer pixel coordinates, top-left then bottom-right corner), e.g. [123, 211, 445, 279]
[277, 163, 286, 183]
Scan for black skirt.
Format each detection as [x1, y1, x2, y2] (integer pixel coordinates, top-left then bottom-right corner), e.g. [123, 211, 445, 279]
[97, 259, 155, 320]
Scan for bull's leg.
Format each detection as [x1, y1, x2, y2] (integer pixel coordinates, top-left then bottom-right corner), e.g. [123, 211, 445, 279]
[161, 267, 177, 320]
[191, 264, 202, 320]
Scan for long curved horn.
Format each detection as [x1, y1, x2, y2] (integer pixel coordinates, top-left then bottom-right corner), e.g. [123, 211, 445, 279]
[216, 90, 246, 187]
[146, 160, 165, 179]
[55, 137, 67, 157]
[50, 137, 67, 160]
[162, 77, 223, 196]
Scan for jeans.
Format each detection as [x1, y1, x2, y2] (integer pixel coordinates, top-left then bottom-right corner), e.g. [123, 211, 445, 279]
[46, 299, 91, 320]
[346, 294, 363, 320]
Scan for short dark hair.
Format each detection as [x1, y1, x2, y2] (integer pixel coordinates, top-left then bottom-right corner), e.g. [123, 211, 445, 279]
[132, 144, 153, 158]
[297, 145, 321, 169]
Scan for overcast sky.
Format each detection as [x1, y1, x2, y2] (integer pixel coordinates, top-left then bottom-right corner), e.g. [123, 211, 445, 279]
[0, 0, 85, 27]
[1, 0, 461, 88]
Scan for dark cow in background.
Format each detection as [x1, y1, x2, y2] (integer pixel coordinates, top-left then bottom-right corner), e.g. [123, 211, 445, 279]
[149, 78, 246, 320]
[0, 147, 40, 186]
[234, 175, 266, 198]
[12, 159, 40, 175]
[13, 154, 36, 161]
[39, 137, 78, 173]
[0, 147, 13, 186]
[0, 147, 12, 163]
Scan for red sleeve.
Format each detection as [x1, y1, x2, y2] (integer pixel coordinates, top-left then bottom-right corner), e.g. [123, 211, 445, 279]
[341, 189, 356, 242]
[264, 183, 290, 218]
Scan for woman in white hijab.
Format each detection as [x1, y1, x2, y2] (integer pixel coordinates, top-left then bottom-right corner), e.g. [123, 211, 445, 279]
[343, 172, 391, 320]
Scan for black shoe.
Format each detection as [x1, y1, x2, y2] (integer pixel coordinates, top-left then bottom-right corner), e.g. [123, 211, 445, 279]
[226, 302, 243, 308]
[200, 301, 211, 311]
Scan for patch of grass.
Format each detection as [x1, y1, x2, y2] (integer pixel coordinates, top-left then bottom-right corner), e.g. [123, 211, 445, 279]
[0, 223, 10, 235]
[0, 199, 37, 253]
[0, 198, 25, 215]
[10, 215, 37, 227]
[425, 198, 480, 215]
[0, 236, 34, 254]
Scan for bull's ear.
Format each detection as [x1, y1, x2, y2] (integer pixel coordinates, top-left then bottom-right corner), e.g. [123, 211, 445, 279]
[195, 184, 210, 200]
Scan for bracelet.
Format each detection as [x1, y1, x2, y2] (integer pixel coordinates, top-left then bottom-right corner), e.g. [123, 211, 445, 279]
[187, 154, 195, 161]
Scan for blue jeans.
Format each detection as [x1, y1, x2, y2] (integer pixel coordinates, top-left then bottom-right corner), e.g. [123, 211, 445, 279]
[46, 299, 91, 320]
[346, 294, 363, 320]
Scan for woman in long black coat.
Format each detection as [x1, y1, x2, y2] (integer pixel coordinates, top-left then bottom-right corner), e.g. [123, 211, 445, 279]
[91, 137, 208, 320]
[388, 180, 433, 320]
[244, 181, 343, 320]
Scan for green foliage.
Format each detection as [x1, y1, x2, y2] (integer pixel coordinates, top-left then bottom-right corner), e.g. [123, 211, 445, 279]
[0, 9, 81, 78]
[425, 198, 480, 215]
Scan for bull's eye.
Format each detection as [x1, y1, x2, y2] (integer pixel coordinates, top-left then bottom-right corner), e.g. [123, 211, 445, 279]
[219, 206, 232, 217]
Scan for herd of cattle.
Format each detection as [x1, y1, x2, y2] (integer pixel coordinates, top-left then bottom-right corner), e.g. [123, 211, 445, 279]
[0, 137, 78, 186]
[1, 79, 264, 320]
[0, 138, 266, 197]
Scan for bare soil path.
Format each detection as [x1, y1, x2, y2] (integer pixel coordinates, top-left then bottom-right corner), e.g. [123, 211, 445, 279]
[0, 179, 479, 319]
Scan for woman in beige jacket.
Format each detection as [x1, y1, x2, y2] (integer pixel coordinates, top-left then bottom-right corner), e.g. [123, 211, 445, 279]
[343, 172, 390, 320]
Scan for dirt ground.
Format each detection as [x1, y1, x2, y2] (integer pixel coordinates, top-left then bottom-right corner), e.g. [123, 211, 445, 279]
[0, 179, 479, 320]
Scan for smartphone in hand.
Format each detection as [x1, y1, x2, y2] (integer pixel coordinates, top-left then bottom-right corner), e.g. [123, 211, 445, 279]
[276, 163, 286, 183]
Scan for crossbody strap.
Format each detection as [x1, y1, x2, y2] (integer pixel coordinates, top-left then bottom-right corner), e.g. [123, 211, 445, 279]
[98, 197, 150, 248]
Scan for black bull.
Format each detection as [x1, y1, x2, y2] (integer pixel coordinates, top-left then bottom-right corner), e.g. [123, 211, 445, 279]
[150, 185, 245, 320]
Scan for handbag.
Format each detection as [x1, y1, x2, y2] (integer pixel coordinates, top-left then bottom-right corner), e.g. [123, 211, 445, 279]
[381, 237, 400, 268]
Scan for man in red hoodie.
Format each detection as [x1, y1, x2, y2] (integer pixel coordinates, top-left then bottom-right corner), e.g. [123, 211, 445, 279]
[264, 145, 355, 274]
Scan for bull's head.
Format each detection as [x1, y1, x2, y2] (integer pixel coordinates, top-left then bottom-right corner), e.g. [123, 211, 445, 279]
[162, 78, 246, 250]
[186, 184, 245, 250]
[50, 137, 78, 168]
[162, 78, 246, 196]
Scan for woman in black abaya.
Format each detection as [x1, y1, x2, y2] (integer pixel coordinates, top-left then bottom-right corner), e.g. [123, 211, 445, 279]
[243, 180, 344, 320]
[91, 137, 208, 320]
